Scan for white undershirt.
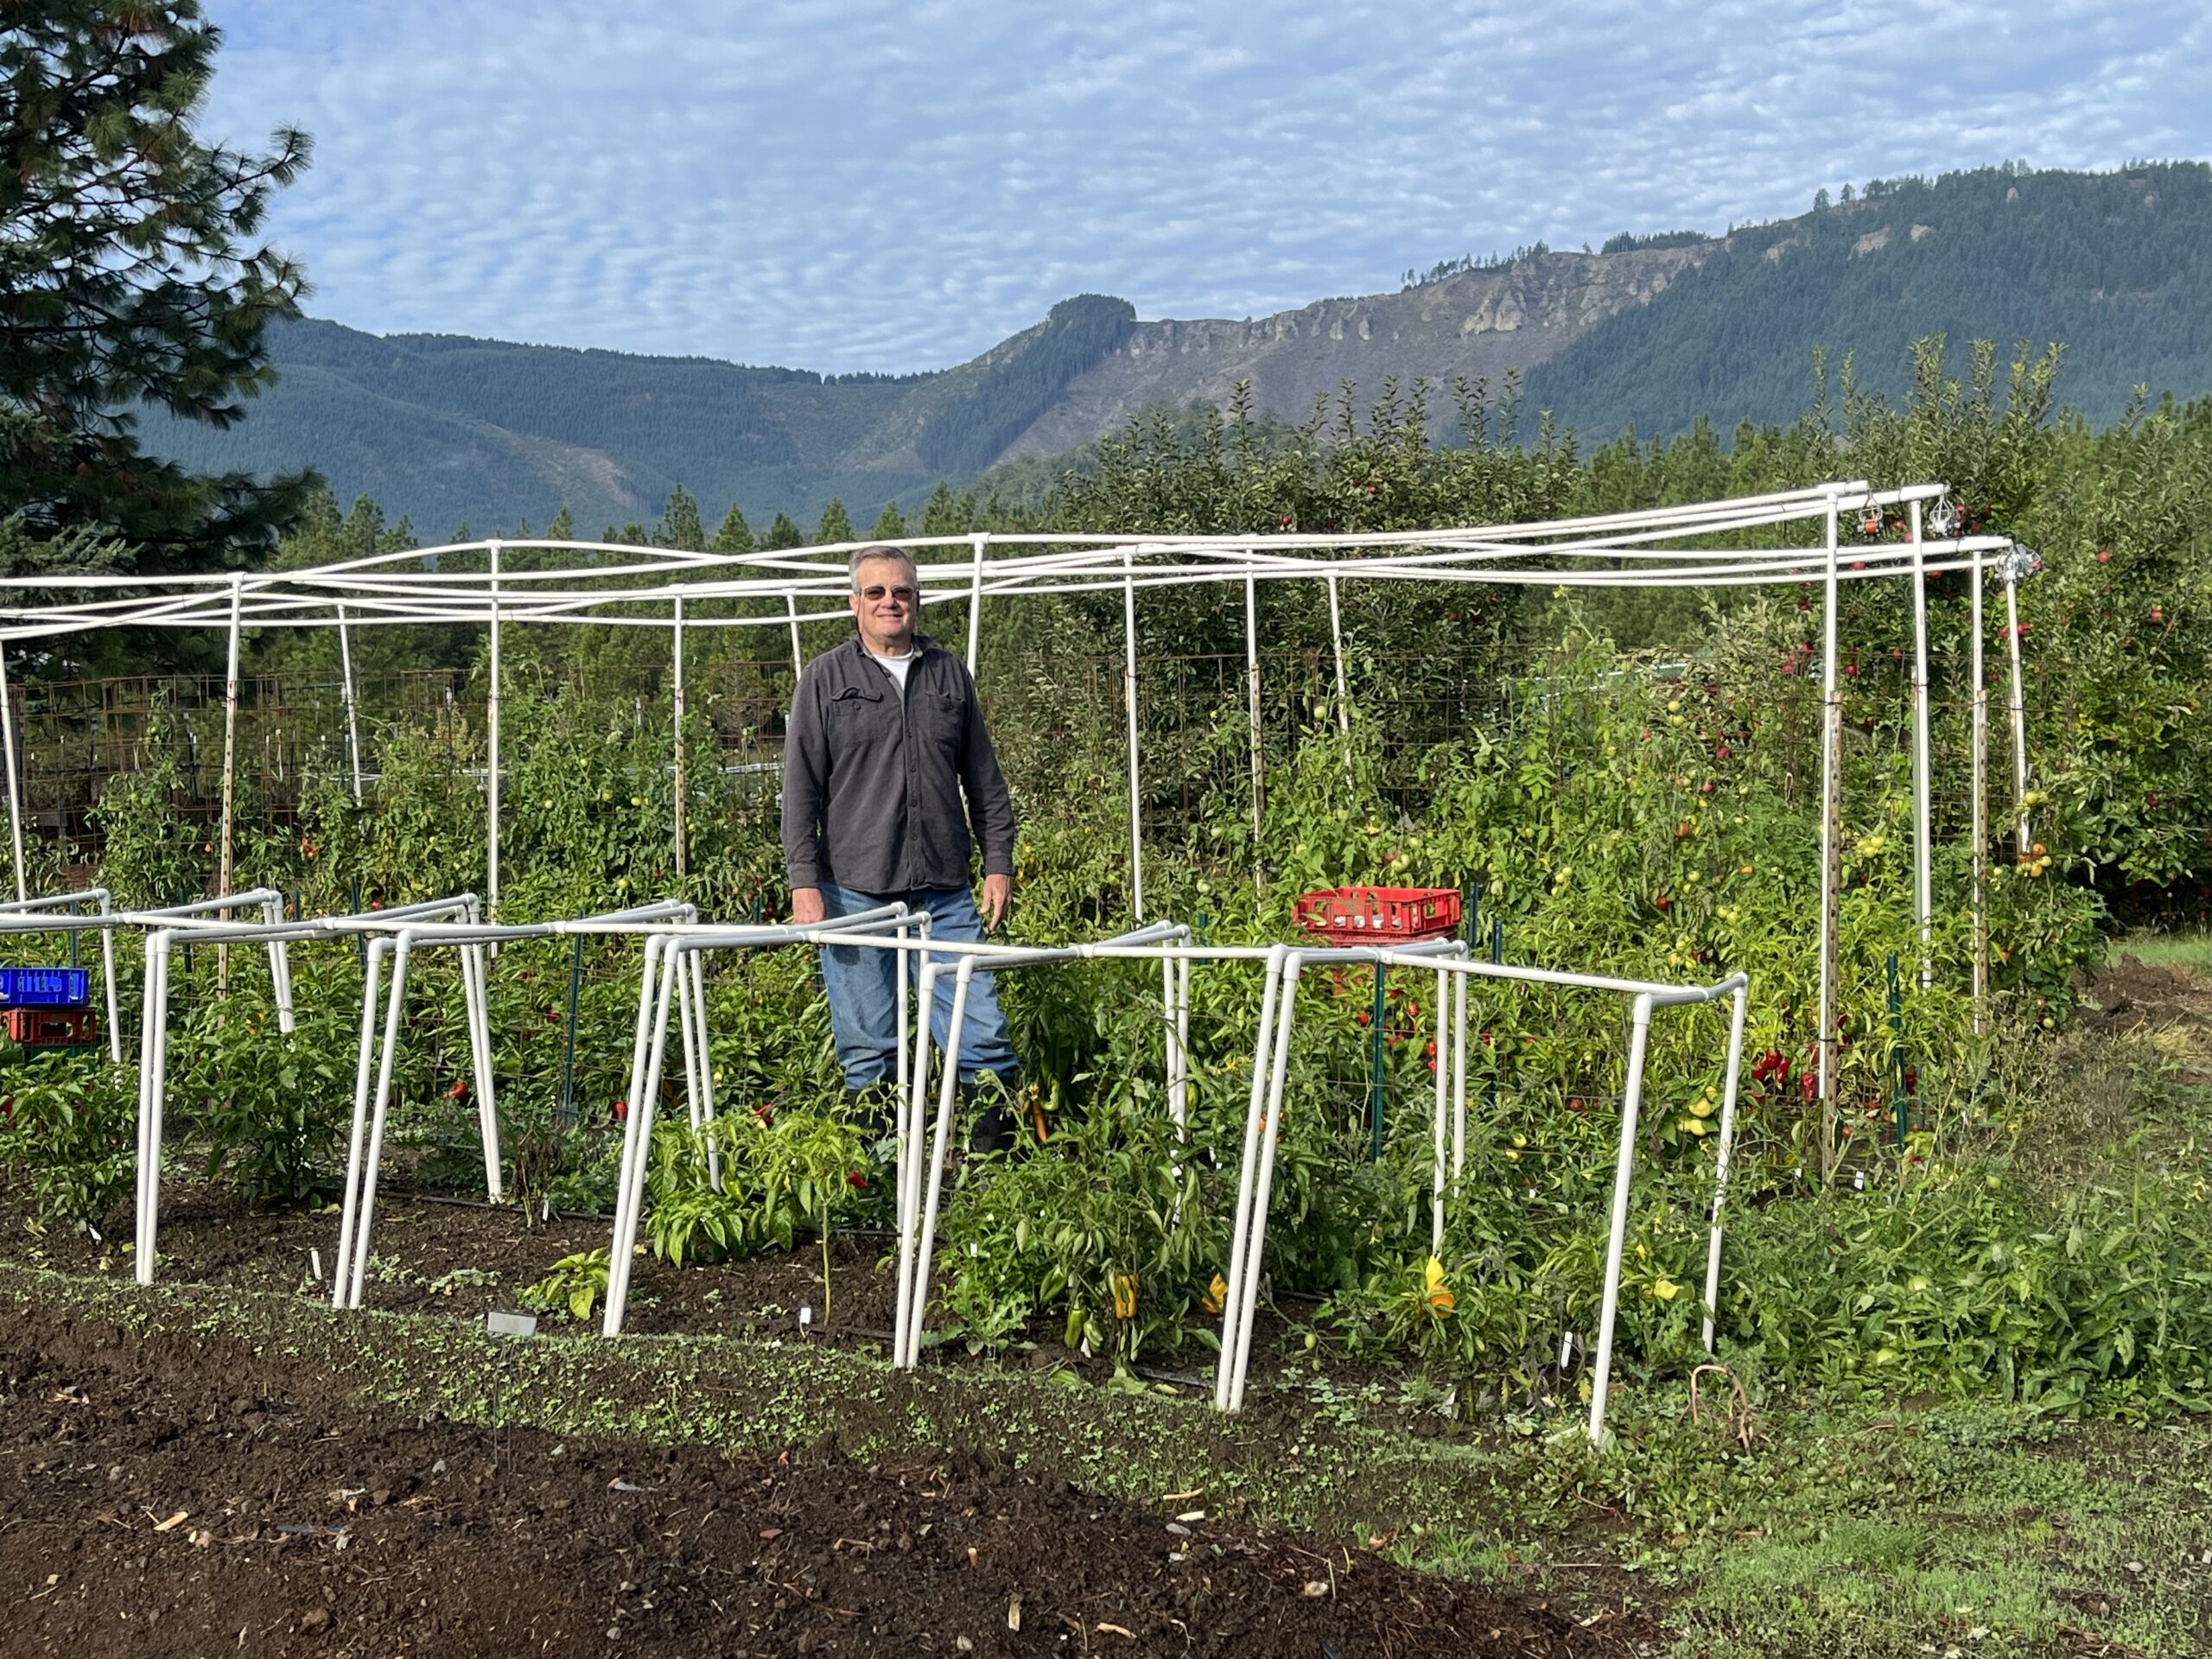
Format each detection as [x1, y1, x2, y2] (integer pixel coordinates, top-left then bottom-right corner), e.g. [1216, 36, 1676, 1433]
[867, 643, 916, 697]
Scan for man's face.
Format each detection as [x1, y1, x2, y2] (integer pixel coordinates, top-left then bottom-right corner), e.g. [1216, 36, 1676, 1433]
[849, 556, 918, 653]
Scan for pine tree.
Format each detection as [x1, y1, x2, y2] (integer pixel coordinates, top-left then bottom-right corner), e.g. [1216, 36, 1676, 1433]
[815, 499, 855, 543]
[546, 505, 575, 541]
[868, 501, 908, 539]
[919, 481, 971, 536]
[710, 504, 755, 551]
[655, 485, 703, 549]
[1, 2, 315, 599]
[760, 512, 804, 550]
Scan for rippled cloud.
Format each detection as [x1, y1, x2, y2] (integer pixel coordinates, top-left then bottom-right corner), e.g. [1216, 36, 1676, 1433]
[199, 0, 2212, 372]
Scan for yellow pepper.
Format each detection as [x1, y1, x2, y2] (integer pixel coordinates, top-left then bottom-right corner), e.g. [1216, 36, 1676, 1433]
[1423, 1256, 1454, 1314]
[1200, 1273, 1227, 1315]
[1111, 1273, 1139, 1321]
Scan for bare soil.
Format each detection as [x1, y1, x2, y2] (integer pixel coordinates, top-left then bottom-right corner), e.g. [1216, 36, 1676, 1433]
[0, 1273, 1631, 1657]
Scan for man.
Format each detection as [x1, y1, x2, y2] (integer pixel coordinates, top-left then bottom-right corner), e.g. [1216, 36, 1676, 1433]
[782, 543, 1023, 1151]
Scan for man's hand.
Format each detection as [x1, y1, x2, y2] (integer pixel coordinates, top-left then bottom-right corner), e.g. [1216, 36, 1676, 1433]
[980, 873, 1011, 931]
[790, 887, 825, 925]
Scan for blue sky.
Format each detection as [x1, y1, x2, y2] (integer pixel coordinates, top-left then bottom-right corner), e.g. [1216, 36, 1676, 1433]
[200, 1, 2212, 375]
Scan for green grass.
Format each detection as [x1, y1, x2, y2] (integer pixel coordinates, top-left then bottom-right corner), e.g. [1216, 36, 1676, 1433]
[2109, 931, 2212, 971]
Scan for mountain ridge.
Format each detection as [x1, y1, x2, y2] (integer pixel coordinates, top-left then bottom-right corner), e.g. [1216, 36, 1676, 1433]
[135, 162, 2212, 535]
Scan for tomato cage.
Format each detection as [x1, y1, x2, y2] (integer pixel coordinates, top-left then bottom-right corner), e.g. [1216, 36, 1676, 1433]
[1208, 940, 1749, 1446]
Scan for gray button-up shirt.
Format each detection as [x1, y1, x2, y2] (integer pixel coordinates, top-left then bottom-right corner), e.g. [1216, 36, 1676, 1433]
[780, 632, 1017, 895]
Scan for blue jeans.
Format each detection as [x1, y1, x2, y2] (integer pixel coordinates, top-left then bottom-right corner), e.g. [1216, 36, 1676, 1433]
[817, 881, 1019, 1090]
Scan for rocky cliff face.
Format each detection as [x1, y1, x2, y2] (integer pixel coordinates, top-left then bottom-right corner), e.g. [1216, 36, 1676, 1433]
[999, 244, 1710, 458]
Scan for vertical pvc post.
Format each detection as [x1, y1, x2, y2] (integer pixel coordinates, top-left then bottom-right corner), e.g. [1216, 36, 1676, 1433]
[671, 595, 688, 879]
[964, 532, 987, 675]
[1587, 993, 1655, 1447]
[899, 961, 973, 1367]
[1122, 550, 1144, 920]
[1450, 965, 1467, 1177]
[337, 601, 365, 803]
[1215, 944, 1286, 1411]
[331, 938, 391, 1306]
[347, 936, 416, 1309]
[785, 593, 804, 676]
[217, 574, 244, 992]
[133, 932, 169, 1282]
[1228, 956, 1302, 1411]
[1908, 501, 1932, 988]
[0, 641, 23, 903]
[486, 540, 502, 923]
[1815, 498, 1841, 1176]
[2004, 575, 2030, 854]
[1429, 964, 1448, 1253]
[1244, 572, 1263, 838]
[1969, 554, 1989, 1031]
[1700, 982, 1750, 1354]
[1325, 572, 1350, 736]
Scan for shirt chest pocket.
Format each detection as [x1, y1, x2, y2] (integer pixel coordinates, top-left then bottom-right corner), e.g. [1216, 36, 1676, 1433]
[827, 684, 897, 742]
[914, 688, 965, 750]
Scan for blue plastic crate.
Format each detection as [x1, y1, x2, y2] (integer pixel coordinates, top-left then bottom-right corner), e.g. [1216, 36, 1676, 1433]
[0, 967, 92, 1007]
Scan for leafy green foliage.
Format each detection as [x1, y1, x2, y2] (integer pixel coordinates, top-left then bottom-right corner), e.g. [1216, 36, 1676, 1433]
[643, 1109, 865, 1268]
[0, 1052, 137, 1232]
[519, 1249, 609, 1324]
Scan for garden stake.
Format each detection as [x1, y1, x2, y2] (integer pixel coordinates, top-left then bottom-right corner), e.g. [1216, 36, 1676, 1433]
[558, 933, 584, 1128]
[1887, 952, 1908, 1147]
[67, 896, 77, 970]
[1368, 958, 1388, 1160]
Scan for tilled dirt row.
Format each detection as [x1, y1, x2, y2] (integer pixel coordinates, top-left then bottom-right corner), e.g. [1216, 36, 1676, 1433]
[0, 1294, 1626, 1657]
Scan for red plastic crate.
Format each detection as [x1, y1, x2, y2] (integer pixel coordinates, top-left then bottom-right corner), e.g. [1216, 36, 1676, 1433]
[6, 1006, 99, 1048]
[1293, 886, 1462, 945]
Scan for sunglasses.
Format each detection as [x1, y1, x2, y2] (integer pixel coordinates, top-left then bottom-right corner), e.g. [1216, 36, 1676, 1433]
[858, 584, 917, 604]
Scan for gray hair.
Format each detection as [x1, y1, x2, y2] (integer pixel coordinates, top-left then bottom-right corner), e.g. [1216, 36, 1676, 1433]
[849, 543, 918, 591]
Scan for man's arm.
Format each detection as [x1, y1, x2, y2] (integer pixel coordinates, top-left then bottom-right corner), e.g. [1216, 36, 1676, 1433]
[957, 672, 1017, 925]
[780, 669, 830, 920]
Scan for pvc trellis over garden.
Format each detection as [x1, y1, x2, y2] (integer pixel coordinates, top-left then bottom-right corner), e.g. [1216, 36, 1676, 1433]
[0, 478, 2031, 1118]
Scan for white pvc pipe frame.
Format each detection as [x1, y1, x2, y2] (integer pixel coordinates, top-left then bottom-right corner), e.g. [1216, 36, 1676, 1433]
[0, 887, 301, 1081]
[0, 483, 2012, 842]
[1205, 937, 1748, 1446]
[598, 904, 922, 1337]
[597, 915, 1192, 1349]
[0, 482, 2019, 1040]
[133, 893, 469, 1285]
